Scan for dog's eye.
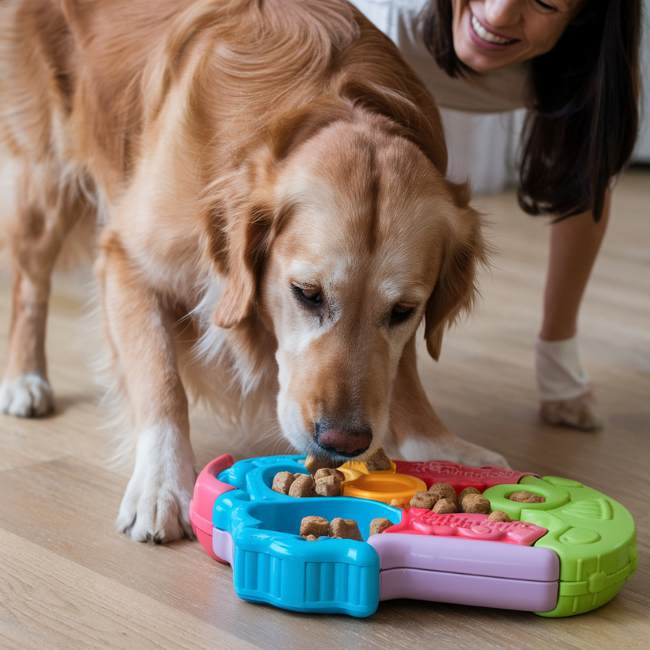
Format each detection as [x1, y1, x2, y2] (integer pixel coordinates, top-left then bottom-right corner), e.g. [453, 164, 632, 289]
[389, 303, 415, 326]
[292, 284, 323, 308]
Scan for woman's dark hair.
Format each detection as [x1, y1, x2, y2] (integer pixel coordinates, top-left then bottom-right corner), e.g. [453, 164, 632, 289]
[422, 1, 642, 222]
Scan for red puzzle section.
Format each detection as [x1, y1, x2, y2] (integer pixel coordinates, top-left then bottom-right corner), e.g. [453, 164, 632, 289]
[394, 460, 532, 492]
[386, 509, 548, 546]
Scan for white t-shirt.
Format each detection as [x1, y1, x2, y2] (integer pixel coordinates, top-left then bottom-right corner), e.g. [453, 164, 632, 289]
[348, 0, 531, 113]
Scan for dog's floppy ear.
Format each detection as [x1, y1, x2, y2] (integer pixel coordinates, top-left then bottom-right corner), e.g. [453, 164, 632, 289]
[211, 194, 297, 329]
[211, 102, 351, 329]
[211, 202, 275, 329]
[424, 187, 486, 361]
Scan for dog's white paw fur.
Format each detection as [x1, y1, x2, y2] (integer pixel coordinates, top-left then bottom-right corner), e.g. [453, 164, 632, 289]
[0, 373, 54, 417]
[398, 435, 509, 468]
[116, 425, 196, 543]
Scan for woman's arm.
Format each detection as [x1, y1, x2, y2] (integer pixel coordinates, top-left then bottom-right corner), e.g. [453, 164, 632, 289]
[535, 191, 611, 430]
[540, 191, 611, 342]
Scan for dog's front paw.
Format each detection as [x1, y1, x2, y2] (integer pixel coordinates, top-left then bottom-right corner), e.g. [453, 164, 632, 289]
[0, 373, 54, 417]
[398, 435, 509, 468]
[443, 438, 510, 468]
[116, 426, 196, 543]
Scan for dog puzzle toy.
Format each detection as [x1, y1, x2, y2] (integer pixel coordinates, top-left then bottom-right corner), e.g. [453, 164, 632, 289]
[190, 454, 637, 618]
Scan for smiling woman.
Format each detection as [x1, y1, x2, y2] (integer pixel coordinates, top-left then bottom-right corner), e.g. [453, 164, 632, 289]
[424, 0, 640, 220]
[350, 0, 642, 431]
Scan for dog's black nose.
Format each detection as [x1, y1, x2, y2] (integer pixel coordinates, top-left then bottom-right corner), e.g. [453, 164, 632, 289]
[314, 421, 372, 457]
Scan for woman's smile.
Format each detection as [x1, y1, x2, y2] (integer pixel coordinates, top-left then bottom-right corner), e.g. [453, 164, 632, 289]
[452, 0, 577, 72]
[468, 9, 520, 48]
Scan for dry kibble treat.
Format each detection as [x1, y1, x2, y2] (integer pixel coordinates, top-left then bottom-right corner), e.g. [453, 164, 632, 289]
[304, 454, 339, 474]
[459, 486, 481, 501]
[369, 517, 392, 535]
[315, 474, 343, 497]
[288, 473, 316, 497]
[461, 493, 491, 514]
[365, 447, 392, 471]
[313, 468, 345, 482]
[272, 471, 296, 494]
[427, 482, 457, 502]
[488, 510, 512, 522]
[329, 517, 362, 540]
[432, 497, 457, 514]
[300, 515, 330, 538]
[508, 490, 545, 503]
[410, 491, 437, 509]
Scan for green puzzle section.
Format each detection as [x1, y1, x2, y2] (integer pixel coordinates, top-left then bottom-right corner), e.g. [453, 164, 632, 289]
[483, 476, 637, 617]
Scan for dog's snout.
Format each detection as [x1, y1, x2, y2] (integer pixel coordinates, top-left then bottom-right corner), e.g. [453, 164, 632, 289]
[314, 421, 372, 457]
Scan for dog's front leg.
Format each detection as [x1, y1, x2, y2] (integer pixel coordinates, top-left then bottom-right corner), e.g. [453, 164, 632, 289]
[388, 338, 509, 467]
[98, 235, 195, 543]
[0, 163, 86, 417]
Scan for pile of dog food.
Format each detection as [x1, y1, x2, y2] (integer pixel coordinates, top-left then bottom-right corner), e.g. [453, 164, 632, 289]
[271, 448, 547, 540]
[272, 467, 345, 497]
[409, 483, 512, 520]
[272, 448, 393, 498]
[508, 490, 545, 503]
[300, 516, 359, 541]
[300, 515, 393, 541]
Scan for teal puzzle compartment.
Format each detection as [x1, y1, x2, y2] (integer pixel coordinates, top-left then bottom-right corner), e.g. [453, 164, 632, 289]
[214, 455, 402, 616]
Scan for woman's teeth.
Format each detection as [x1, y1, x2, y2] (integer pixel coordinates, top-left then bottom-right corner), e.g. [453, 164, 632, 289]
[471, 15, 515, 45]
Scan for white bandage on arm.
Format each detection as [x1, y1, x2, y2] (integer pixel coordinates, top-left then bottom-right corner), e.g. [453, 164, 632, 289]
[535, 336, 590, 402]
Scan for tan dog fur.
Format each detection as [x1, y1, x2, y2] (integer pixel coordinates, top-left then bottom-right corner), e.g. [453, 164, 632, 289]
[0, 0, 506, 543]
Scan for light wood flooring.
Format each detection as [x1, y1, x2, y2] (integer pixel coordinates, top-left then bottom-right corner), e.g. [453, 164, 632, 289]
[1, 170, 648, 649]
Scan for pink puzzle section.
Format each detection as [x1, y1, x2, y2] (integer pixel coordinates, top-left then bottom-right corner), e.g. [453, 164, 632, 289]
[386, 509, 548, 546]
[189, 453, 235, 562]
[394, 459, 532, 492]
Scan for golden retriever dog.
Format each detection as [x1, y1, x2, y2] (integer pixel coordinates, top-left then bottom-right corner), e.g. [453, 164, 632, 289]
[0, 0, 507, 543]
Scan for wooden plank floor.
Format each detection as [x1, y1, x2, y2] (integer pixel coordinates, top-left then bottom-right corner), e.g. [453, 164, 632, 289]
[1, 170, 648, 649]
